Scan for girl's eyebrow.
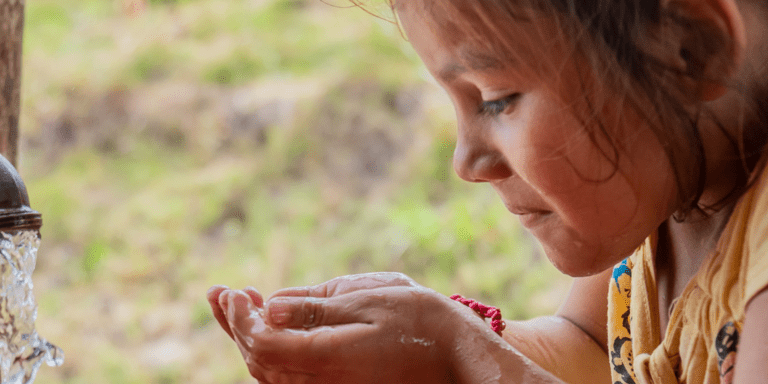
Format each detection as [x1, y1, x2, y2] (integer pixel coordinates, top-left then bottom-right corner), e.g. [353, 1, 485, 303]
[439, 63, 467, 83]
[438, 47, 506, 83]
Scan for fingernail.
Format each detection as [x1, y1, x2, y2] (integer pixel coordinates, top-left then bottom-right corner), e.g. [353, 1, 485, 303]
[219, 290, 230, 309]
[230, 291, 249, 308]
[267, 298, 292, 325]
[243, 286, 264, 308]
[227, 291, 254, 320]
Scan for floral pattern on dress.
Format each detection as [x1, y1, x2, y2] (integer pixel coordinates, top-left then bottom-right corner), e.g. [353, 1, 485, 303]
[715, 322, 739, 384]
[610, 258, 636, 384]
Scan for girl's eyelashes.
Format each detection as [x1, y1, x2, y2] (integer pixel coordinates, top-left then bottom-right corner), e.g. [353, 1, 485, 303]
[478, 93, 521, 117]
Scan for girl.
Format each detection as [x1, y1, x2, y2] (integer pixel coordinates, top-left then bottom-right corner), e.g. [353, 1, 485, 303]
[207, 0, 768, 382]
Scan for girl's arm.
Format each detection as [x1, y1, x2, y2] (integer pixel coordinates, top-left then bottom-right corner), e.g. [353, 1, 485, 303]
[733, 287, 768, 383]
[501, 269, 612, 384]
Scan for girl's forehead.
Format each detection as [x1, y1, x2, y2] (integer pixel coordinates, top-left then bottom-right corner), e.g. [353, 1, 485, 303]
[397, 3, 560, 79]
[433, 46, 512, 83]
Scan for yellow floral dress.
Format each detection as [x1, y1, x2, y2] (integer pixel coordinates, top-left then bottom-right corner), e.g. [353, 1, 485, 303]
[608, 169, 768, 384]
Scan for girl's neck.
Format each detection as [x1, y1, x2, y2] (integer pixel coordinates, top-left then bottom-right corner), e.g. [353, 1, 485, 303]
[655, 201, 737, 337]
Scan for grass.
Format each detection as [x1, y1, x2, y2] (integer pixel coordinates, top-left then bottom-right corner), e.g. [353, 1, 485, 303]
[19, 0, 571, 383]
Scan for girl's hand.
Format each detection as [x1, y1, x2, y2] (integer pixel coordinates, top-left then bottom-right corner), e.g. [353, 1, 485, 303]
[206, 273, 470, 384]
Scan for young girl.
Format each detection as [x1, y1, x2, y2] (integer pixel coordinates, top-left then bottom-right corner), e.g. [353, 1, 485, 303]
[207, 0, 768, 382]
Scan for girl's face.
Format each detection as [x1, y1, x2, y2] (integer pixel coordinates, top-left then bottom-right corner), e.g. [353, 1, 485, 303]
[398, 5, 680, 276]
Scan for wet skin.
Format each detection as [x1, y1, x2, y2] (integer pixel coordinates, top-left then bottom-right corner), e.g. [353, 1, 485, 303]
[206, 274, 486, 383]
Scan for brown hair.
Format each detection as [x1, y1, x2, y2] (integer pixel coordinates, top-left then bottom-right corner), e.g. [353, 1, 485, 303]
[351, 0, 768, 220]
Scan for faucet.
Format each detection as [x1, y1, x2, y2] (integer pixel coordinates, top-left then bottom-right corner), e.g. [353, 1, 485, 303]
[0, 154, 41, 233]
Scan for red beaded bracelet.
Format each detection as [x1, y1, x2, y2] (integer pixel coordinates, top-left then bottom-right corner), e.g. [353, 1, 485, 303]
[450, 294, 506, 336]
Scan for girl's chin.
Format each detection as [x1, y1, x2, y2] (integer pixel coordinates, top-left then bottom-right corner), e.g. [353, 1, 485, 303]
[542, 245, 621, 277]
[531, 221, 638, 277]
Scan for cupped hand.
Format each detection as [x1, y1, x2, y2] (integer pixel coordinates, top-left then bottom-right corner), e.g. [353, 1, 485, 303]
[207, 273, 471, 384]
[207, 285, 264, 340]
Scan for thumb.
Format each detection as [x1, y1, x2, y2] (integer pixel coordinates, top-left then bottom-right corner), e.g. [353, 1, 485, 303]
[265, 293, 374, 329]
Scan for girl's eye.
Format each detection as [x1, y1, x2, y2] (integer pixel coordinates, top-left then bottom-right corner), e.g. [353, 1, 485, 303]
[478, 93, 521, 117]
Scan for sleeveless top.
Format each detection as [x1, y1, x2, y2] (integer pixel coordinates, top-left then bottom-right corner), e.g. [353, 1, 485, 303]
[607, 168, 768, 384]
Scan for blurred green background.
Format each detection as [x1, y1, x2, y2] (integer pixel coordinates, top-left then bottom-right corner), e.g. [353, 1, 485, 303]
[20, 0, 571, 382]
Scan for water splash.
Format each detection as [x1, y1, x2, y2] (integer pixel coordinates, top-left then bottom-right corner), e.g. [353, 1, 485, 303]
[0, 231, 63, 384]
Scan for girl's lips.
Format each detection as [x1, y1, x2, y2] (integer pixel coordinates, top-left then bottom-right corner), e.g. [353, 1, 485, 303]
[517, 211, 552, 228]
[504, 203, 549, 216]
[503, 204, 552, 228]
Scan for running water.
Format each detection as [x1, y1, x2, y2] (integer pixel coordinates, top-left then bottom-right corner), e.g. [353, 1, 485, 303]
[0, 230, 63, 384]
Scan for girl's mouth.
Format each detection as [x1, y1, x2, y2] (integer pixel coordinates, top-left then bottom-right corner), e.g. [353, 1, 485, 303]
[504, 204, 552, 228]
[517, 211, 552, 228]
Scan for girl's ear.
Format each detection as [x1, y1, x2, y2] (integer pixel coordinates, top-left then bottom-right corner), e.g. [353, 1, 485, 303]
[642, 0, 746, 102]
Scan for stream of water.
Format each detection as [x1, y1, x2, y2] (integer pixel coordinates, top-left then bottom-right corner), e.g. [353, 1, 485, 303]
[0, 231, 63, 384]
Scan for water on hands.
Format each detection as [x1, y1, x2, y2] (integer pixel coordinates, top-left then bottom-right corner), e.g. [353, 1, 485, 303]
[0, 231, 63, 384]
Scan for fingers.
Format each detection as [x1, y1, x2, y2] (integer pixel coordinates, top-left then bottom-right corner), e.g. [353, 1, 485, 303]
[264, 289, 386, 328]
[265, 296, 326, 328]
[269, 272, 417, 300]
[208, 285, 267, 340]
[225, 289, 388, 379]
[227, 291, 266, 348]
[207, 285, 234, 340]
[229, 292, 374, 373]
[268, 285, 327, 299]
[243, 286, 264, 308]
[226, 291, 295, 382]
[243, 320, 374, 374]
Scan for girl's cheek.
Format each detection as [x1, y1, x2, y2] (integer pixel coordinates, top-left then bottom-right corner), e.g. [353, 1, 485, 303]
[517, 122, 640, 238]
[525, 96, 615, 188]
[512, 116, 592, 195]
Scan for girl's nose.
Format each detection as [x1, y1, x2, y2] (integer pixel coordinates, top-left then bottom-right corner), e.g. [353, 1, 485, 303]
[452, 137, 513, 183]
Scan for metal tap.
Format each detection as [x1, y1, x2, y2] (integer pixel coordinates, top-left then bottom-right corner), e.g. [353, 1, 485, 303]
[0, 154, 41, 233]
